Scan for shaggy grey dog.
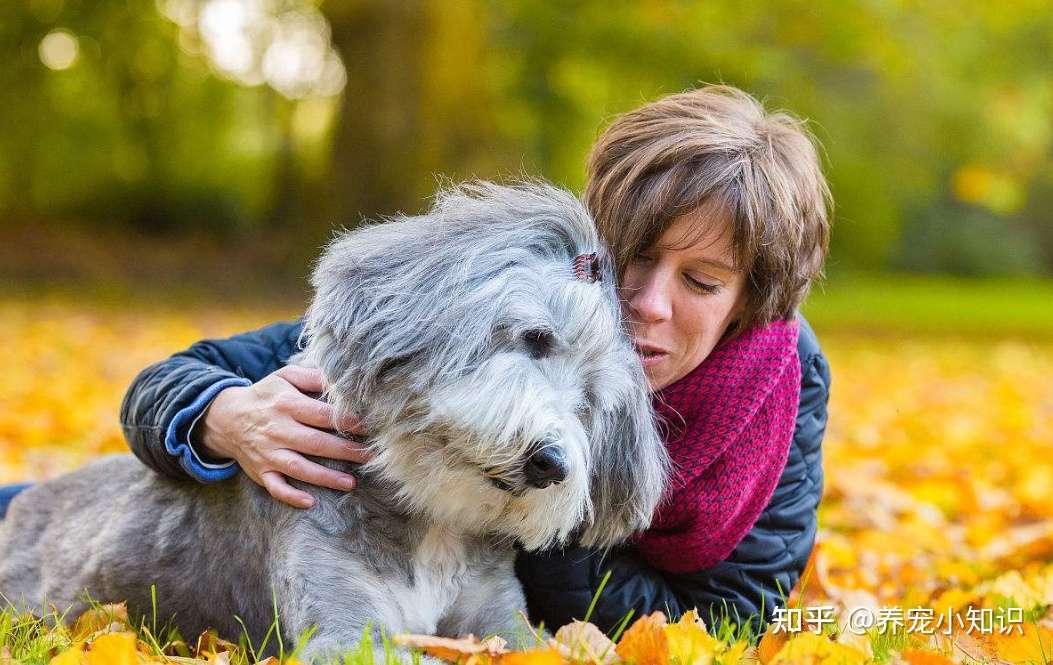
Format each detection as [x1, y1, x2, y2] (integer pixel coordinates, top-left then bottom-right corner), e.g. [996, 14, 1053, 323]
[0, 182, 669, 662]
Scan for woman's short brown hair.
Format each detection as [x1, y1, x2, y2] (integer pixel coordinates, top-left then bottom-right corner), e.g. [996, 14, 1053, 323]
[585, 85, 832, 336]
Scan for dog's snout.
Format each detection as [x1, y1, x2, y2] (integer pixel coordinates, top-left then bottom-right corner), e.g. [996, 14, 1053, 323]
[524, 443, 567, 488]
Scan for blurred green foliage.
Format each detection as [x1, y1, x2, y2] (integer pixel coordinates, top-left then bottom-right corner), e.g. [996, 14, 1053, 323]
[802, 273, 1053, 337]
[1, 0, 1051, 276]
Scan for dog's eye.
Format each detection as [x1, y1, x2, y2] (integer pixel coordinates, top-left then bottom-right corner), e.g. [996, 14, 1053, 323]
[574, 401, 590, 419]
[521, 329, 557, 359]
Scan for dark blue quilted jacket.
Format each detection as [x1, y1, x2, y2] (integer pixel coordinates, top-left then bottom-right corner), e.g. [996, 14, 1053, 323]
[119, 316, 830, 637]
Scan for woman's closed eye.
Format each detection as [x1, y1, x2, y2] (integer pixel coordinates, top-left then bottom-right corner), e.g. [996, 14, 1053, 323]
[684, 273, 721, 295]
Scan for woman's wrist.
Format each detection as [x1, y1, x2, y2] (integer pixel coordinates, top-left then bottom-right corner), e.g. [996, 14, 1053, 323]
[192, 386, 245, 461]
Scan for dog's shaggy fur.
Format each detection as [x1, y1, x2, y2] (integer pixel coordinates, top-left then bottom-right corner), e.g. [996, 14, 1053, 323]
[0, 182, 669, 661]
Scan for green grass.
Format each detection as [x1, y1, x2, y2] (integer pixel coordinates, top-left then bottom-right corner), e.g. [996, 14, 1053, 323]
[0, 596, 408, 665]
[0, 585, 569, 665]
[0, 583, 759, 665]
[803, 273, 1053, 338]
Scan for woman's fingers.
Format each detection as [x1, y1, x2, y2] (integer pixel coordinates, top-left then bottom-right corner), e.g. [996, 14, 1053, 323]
[282, 393, 368, 437]
[275, 365, 325, 394]
[317, 432, 373, 464]
[279, 392, 331, 427]
[220, 366, 372, 506]
[259, 470, 315, 509]
[278, 424, 373, 464]
[271, 450, 358, 492]
[274, 367, 369, 435]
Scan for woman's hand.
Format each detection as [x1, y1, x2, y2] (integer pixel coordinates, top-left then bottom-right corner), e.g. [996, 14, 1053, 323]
[195, 365, 372, 509]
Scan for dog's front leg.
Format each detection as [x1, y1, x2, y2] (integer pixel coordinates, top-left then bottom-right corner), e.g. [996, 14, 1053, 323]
[273, 535, 443, 665]
[438, 553, 538, 650]
[270, 535, 381, 662]
[294, 623, 447, 665]
[277, 579, 402, 664]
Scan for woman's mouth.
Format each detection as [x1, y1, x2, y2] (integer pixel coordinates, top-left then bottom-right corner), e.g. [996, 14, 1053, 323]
[634, 343, 670, 367]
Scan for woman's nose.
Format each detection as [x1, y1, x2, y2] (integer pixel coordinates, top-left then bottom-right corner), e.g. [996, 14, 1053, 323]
[627, 270, 672, 323]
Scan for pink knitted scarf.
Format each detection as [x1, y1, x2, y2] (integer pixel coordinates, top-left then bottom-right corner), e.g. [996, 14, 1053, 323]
[631, 319, 801, 574]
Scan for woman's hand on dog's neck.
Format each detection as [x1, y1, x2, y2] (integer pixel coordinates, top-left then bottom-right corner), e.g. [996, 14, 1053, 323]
[196, 365, 373, 509]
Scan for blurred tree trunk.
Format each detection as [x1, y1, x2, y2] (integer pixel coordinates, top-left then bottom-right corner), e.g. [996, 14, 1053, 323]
[323, 0, 430, 224]
[266, 95, 303, 230]
[0, 6, 45, 222]
[1021, 167, 1053, 274]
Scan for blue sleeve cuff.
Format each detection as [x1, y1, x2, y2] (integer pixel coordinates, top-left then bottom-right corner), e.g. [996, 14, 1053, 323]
[164, 377, 252, 483]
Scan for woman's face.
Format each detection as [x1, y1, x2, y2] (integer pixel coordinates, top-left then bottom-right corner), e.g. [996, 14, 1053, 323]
[620, 206, 747, 391]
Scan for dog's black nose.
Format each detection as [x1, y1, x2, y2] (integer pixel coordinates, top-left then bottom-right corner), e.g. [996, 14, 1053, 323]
[524, 445, 567, 488]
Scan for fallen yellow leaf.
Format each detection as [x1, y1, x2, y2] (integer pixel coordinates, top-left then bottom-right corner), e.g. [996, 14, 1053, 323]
[717, 641, 749, 665]
[195, 629, 239, 658]
[85, 632, 138, 665]
[615, 612, 668, 665]
[770, 632, 867, 665]
[49, 650, 86, 665]
[393, 633, 509, 662]
[72, 603, 130, 642]
[899, 649, 954, 665]
[664, 611, 720, 665]
[500, 647, 565, 665]
[757, 628, 789, 665]
[553, 621, 620, 665]
[991, 622, 1053, 664]
[930, 589, 973, 617]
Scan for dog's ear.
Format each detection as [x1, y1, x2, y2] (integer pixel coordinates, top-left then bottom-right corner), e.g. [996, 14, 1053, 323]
[301, 219, 440, 414]
[577, 364, 670, 548]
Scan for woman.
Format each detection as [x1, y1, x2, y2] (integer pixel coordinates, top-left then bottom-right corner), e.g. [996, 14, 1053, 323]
[1, 85, 831, 637]
[517, 86, 831, 635]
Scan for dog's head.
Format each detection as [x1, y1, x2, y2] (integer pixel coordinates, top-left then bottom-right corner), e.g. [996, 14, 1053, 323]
[302, 182, 669, 550]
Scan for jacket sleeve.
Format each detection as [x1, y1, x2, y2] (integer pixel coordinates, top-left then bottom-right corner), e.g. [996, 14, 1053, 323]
[515, 316, 830, 636]
[119, 320, 306, 483]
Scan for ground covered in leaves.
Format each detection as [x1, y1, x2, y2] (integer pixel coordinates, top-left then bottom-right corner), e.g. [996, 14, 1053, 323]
[2, 291, 1053, 664]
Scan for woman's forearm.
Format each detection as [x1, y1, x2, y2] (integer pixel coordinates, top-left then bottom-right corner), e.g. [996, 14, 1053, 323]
[119, 320, 305, 481]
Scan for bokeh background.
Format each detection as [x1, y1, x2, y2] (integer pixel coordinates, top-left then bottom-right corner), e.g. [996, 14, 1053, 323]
[3, 1, 1053, 656]
[4, 0, 1053, 298]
